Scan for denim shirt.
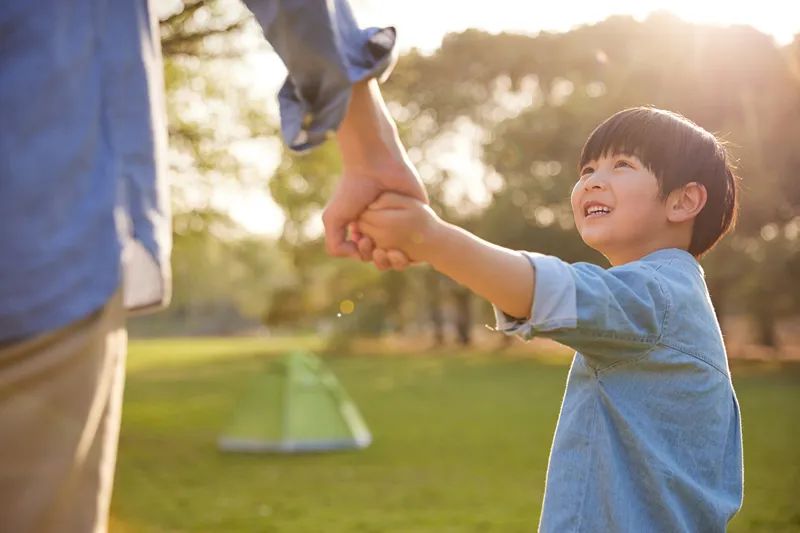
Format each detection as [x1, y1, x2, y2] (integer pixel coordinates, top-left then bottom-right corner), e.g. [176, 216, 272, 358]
[0, 0, 395, 341]
[495, 248, 743, 532]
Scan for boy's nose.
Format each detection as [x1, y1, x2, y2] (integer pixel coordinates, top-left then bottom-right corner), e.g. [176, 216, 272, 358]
[584, 178, 607, 191]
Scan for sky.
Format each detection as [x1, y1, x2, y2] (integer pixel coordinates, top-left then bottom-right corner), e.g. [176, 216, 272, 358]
[207, 0, 800, 237]
[358, 0, 799, 51]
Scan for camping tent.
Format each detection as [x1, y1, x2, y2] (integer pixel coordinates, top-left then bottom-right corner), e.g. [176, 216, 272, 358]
[218, 351, 371, 453]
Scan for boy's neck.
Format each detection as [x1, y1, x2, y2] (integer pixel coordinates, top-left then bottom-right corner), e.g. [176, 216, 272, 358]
[603, 221, 694, 266]
[604, 237, 691, 266]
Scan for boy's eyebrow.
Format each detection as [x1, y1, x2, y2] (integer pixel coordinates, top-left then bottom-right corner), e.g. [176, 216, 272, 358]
[604, 151, 643, 164]
[603, 149, 635, 157]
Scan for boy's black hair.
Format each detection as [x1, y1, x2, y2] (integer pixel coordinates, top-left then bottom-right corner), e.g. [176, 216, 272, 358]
[578, 107, 739, 258]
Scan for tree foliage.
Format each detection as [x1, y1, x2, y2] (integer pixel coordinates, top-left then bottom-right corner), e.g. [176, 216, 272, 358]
[148, 4, 800, 347]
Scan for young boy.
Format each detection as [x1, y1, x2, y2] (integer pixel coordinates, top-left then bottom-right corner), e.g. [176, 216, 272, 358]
[357, 107, 743, 532]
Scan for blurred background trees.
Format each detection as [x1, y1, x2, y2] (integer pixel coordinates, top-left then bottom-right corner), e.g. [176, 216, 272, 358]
[132, 1, 800, 352]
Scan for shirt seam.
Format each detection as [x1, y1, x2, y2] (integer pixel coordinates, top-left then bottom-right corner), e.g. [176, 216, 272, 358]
[643, 249, 703, 275]
[574, 387, 599, 532]
[531, 317, 578, 331]
[651, 259, 728, 376]
[595, 262, 670, 373]
[659, 341, 729, 377]
[595, 342, 659, 375]
[653, 261, 670, 347]
[566, 327, 657, 343]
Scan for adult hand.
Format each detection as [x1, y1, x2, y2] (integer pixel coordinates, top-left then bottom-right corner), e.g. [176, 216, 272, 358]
[322, 78, 427, 262]
[322, 161, 427, 259]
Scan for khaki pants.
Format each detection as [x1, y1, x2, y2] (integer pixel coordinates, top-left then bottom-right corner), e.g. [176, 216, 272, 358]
[0, 290, 126, 533]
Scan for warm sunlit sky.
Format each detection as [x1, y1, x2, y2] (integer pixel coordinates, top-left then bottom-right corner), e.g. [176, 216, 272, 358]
[359, 0, 799, 51]
[205, 0, 800, 236]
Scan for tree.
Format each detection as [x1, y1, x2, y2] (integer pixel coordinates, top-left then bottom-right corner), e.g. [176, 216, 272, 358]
[153, 4, 800, 348]
[382, 15, 800, 346]
[131, 0, 291, 334]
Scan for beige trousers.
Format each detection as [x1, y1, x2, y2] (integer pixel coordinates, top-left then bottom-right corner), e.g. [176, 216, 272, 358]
[0, 290, 126, 533]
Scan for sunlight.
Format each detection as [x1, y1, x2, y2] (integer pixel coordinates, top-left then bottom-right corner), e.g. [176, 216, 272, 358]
[653, 0, 799, 43]
[218, 0, 798, 236]
[356, 0, 798, 51]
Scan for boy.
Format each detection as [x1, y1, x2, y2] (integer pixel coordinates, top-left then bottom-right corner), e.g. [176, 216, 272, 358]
[357, 107, 743, 531]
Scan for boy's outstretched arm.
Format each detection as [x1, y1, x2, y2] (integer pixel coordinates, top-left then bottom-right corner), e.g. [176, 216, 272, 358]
[358, 193, 535, 319]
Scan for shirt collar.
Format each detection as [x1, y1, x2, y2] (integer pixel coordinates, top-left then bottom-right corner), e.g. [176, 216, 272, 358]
[639, 247, 703, 275]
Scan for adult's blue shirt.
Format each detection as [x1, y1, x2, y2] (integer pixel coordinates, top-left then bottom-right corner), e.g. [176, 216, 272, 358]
[0, 0, 396, 342]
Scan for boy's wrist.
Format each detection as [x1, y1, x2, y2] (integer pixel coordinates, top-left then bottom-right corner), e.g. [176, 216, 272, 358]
[418, 218, 456, 265]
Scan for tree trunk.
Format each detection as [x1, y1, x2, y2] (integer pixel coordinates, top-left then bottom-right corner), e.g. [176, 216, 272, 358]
[453, 287, 472, 346]
[385, 271, 405, 335]
[497, 331, 513, 350]
[426, 270, 444, 346]
[754, 308, 778, 348]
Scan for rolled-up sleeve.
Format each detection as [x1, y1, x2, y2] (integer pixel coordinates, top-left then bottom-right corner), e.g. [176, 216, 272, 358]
[494, 252, 668, 366]
[494, 252, 577, 335]
[244, 0, 397, 151]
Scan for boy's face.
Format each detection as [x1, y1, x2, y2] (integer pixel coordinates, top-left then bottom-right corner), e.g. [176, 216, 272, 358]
[571, 153, 669, 265]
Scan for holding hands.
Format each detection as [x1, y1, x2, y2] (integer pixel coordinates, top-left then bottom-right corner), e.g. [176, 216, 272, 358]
[326, 81, 533, 319]
[323, 78, 431, 271]
[357, 193, 442, 268]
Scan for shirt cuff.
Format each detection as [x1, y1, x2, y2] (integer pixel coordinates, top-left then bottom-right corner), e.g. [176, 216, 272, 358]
[280, 26, 398, 152]
[493, 252, 578, 339]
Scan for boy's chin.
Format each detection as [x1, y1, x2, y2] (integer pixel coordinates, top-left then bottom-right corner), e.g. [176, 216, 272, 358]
[580, 234, 615, 257]
[579, 231, 607, 250]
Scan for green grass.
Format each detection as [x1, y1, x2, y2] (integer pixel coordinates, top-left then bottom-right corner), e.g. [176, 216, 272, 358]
[110, 338, 800, 532]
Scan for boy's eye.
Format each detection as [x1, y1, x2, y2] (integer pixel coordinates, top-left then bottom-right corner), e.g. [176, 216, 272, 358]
[615, 159, 633, 169]
[579, 166, 594, 177]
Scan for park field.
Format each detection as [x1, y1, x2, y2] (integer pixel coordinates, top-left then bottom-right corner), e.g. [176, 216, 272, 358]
[110, 337, 800, 532]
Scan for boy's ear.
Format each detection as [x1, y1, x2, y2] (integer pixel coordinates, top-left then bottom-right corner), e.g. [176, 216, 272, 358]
[666, 182, 707, 223]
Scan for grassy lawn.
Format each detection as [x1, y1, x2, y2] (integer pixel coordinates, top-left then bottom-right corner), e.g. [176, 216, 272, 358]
[110, 338, 800, 532]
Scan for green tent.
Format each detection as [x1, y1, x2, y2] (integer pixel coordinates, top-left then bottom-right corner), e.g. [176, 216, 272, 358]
[218, 351, 371, 453]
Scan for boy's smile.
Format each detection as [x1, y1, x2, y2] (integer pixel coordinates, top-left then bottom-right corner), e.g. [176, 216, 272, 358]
[582, 200, 613, 219]
[571, 153, 668, 265]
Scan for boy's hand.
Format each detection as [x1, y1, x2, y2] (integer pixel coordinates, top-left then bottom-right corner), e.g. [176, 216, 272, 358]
[357, 192, 442, 262]
[347, 222, 412, 271]
[323, 162, 427, 260]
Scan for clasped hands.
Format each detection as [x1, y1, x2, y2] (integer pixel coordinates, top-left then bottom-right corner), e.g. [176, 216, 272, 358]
[322, 159, 440, 271]
[320, 79, 442, 270]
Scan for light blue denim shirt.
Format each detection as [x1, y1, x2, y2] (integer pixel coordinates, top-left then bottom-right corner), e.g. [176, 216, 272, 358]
[0, 0, 395, 342]
[495, 248, 743, 532]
